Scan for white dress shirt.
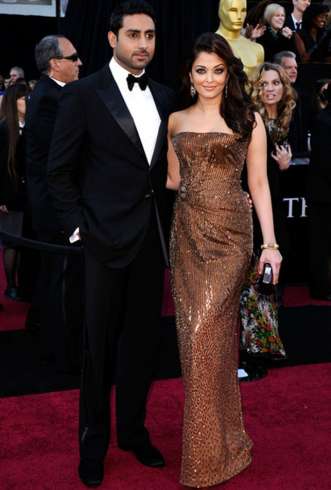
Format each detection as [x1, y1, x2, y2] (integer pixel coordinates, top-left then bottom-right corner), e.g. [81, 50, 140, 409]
[50, 77, 66, 87]
[291, 14, 302, 31]
[109, 56, 161, 164]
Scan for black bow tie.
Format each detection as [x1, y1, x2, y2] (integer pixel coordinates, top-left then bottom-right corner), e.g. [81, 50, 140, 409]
[127, 73, 149, 91]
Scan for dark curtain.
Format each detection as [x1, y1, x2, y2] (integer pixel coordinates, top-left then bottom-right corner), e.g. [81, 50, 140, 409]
[0, 16, 57, 80]
[62, 0, 221, 89]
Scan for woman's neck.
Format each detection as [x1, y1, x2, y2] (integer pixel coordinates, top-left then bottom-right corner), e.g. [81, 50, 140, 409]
[195, 97, 222, 114]
[265, 105, 278, 119]
[309, 26, 318, 41]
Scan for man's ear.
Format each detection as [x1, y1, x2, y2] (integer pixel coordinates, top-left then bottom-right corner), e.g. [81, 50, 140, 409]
[48, 58, 58, 73]
[108, 31, 117, 49]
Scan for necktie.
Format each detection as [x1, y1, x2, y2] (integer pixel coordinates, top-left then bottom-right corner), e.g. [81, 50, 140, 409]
[127, 73, 149, 91]
[295, 22, 302, 31]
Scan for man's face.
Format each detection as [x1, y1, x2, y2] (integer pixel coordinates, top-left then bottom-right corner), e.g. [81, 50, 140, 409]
[52, 37, 82, 83]
[280, 56, 298, 84]
[219, 0, 247, 32]
[108, 14, 156, 74]
[293, 0, 311, 15]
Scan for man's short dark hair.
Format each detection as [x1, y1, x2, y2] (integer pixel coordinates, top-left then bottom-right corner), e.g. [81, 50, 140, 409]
[35, 35, 64, 74]
[273, 51, 296, 66]
[109, 1, 156, 35]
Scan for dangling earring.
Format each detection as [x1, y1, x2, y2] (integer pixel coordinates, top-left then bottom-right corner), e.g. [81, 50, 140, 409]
[224, 83, 228, 98]
[190, 84, 196, 98]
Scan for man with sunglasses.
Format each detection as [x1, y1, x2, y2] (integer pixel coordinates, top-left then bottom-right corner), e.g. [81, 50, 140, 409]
[25, 35, 82, 372]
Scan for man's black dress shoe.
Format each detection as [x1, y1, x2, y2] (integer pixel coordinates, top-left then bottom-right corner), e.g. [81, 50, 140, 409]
[119, 442, 165, 468]
[78, 459, 104, 487]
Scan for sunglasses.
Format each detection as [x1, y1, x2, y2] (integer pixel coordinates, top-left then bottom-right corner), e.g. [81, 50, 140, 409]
[55, 52, 79, 62]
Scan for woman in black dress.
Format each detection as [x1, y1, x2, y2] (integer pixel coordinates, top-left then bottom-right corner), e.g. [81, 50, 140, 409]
[0, 83, 29, 300]
[240, 63, 296, 377]
[258, 3, 296, 61]
[295, 4, 331, 63]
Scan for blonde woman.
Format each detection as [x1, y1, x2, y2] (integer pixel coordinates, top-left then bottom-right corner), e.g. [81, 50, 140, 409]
[258, 3, 296, 60]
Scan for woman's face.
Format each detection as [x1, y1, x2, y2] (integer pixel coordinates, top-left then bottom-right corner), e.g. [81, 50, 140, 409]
[190, 51, 228, 100]
[312, 13, 328, 30]
[16, 96, 26, 118]
[259, 69, 284, 107]
[270, 8, 285, 30]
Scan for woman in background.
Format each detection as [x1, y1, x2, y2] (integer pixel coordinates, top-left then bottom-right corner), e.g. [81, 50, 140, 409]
[257, 3, 295, 61]
[0, 83, 29, 300]
[251, 62, 295, 249]
[295, 4, 331, 62]
[240, 63, 295, 375]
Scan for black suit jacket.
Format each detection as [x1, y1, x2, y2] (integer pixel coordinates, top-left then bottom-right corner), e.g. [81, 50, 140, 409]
[285, 14, 296, 32]
[25, 75, 63, 234]
[48, 65, 175, 267]
[308, 106, 331, 204]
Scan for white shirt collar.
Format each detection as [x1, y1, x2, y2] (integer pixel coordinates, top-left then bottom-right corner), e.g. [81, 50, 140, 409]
[291, 13, 302, 25]
[109, 57, 145, 87]
[50, 76, 66, 87]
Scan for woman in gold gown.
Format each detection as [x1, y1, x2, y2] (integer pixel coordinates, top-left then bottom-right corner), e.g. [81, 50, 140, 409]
[167, 33, 282, 488]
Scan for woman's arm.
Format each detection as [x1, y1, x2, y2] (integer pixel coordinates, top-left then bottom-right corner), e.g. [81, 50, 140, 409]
[166, 113, 181, 190]
[247, 112, 282, 283]
[294, 32, 309, 62]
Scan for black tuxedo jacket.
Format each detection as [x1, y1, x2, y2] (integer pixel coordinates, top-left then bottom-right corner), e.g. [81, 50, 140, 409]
[48, 65, 175, 266]
[308, 106, 331, 204]
[25, 75, 62, 234]
[285, 14, 296, 32]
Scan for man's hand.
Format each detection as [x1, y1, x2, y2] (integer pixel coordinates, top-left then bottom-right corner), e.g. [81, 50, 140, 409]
[0, 204, 9, 214]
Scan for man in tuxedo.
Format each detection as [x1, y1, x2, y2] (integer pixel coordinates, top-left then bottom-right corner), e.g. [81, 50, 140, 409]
[285, 0, 311, 32]
[48, 2, 175, 486]
[25, 35, 83, 370]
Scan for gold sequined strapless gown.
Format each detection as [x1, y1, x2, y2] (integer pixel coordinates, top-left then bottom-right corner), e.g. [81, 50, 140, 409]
[170, 132, 253, 488]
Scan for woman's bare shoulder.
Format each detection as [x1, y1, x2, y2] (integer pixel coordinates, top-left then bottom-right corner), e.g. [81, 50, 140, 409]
[168, 108, 192, 135]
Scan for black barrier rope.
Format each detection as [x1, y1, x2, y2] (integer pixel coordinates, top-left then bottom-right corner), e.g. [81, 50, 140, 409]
[0, 232, 82, 255]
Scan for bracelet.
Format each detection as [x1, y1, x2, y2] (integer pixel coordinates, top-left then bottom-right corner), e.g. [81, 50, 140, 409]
[261, 243, 279, 250]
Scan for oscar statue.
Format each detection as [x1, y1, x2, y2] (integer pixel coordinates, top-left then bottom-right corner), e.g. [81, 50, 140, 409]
[216, 0, 264, 79]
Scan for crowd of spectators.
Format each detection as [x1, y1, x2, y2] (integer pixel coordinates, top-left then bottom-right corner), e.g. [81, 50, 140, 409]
[0, 0, 330, 364]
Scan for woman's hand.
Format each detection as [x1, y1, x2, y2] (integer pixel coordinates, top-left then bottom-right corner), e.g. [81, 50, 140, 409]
[250, 23, 266, 40]
[258, 248, 282, 284]
[0, 204, 8, 214]
[271, 143, 292, 170]
[281, 27, 293, 39]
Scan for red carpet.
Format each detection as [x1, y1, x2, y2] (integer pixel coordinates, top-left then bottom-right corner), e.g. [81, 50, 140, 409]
[1, 363, 330, 489]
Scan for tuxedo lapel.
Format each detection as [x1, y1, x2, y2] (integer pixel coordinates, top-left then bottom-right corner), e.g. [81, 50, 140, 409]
[96, 66, 147, 163]
[149, 80, 168, 169]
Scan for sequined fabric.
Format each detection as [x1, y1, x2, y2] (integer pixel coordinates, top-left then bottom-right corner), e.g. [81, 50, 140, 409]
[170, 132, 253, 487]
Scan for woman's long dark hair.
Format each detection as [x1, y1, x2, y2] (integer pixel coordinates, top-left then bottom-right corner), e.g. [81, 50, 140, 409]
[0, 83, 29, 180]
[182, 32, 255, 139]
